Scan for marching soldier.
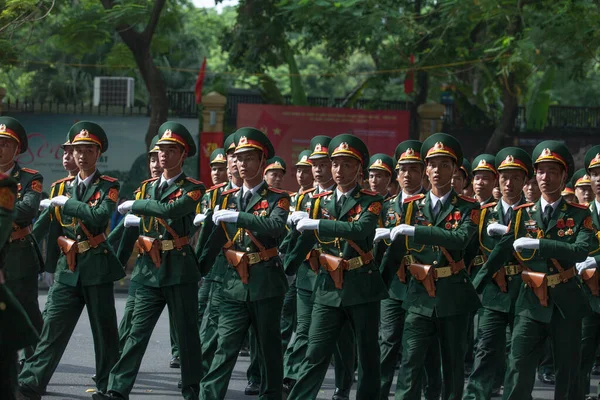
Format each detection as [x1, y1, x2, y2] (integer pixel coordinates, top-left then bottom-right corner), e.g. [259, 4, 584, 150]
[264, 156, 286, 189]
[0, 117, 44, 362]
[573, 168, 594, 205]
[451, 158, 471, 195]
[18, 121, 124, 400]
[384, 132, 481, 399]
[95, 122, 205, 400]
[282, 136, 355, 400]
[561, 182, 576, 203]
[197, 127, 290, 400]
[480, 140, 592, 399]
[368, 153, 396, 199]
[463, 147, 532, 399]
[285, 133, 386, 400]
[471, 154, 497, 205]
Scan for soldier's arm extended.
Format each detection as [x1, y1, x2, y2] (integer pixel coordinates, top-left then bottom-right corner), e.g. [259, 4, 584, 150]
[43, 211, 64, 273]
[14, 172, 43, 226]
[379, 238, 407, 289]
[198, 223, 227, 276]
[115, 224, 140, 267]
[235, 194, 290, 237]
[538, 213, 593, 262]
[471, 231, 515, 293]
[318, 201, 380, 240]
[62, 181, 120, 227]
[32, 206, 51, 244]
[194, 207, 215, 258]
[283, 229, 316, 276]
[131, 185, 203, 220]
[0, 182, 17, 247]
[412, 204, 480, 250]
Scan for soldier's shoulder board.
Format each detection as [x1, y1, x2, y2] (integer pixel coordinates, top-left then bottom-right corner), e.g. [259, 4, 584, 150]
[52, 176, 75, 186]
[268, 187, 289, 194]
[514, 202, 534, 210]
[313, 191, 332, 198]
[567, 201, 589, 210]
[20, 167, 39, 175]
[100, 175, 118, 183]
[208, 182, 227, 192]
[301, 187, 317, 195]
[458, 194, 476, 203]
[186, 177, 204, 185]
[385, 194, 399, 204]
[404, 193, 425, 204]
[360, 189, 378, 196]
[141, 177, 159, 185]
[222, 187, 240, 196]
[482, 202, 497, 209]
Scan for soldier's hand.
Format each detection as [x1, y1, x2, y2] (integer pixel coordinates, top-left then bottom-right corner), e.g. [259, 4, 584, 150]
[39, 199, 52, 210]
[390, 224, 415, 241]
[290, 211, 309, 224]
[194, 214, 207, 226]
[374, 228, 390, 243]
[124, 214, 141, 228]
[576, 256, 597, 274]
[296, 218, 319, 232]
[487, 223, 508, 236]
[213, 210, 239, 224]
[50, 195, 69, 207]
[118, 200, 135, 215]
[513, 237, 539, 252]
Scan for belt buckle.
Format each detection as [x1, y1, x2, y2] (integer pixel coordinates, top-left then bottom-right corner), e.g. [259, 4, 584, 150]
[405, 254, 416, 265]
[247, 252, 261, 265]
[435, 266, 452, 278]
[162, 240, 174, 251]
[473, 255, 485, 266]
[348, 257, 364, 270]
[505, 265, 519, 275]
[546, 273, 561, 287]
[77, 241, 90, 253]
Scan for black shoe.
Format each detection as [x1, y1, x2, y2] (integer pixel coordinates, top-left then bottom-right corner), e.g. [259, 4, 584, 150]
[16, 384, 41, 400]
[537, 372, 555, 385]
[92, 374, 97, 383]
[585, 396, 598, 400]
[282, 378, 295, 394]
[92, 391, 126, 400]
[178, 379, 182, 389]
[170, 356, 180, 369]
[239, 347, 250, 357]
[332, 388, 350, 400]
[244, 381, 260, 395]
[491, 387, 502, 397]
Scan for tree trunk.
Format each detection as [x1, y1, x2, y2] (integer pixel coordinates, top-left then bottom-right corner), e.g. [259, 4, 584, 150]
[484, 72, 518, 153]
[409, 70, 429, 140]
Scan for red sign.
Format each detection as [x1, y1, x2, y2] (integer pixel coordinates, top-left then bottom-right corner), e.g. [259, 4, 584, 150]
[199, 131, 224, 186]
[237, 104, 410, 190]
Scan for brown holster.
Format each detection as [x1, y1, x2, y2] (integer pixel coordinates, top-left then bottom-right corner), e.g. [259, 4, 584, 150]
[582, 268, 599, 297]
[223, 229, 278, 284]
[408, 263, 436, 297]
[10, 224, 31, 242]
[319, 252, 346, 290]
[57, 236, 77, 272]
[396, 255, 408, 283]
[138, 236, 162, 268]
[493, 266, 508, 293]
[520, 271, 549, 306]
[306, 249, 320, 273]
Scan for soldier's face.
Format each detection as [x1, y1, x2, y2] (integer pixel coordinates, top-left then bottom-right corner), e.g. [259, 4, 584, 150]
[590, 169, 600, 200]
[264, 170, 284, 188]
[451, 171, 466, 192]
[523, 177, 541, 202]
[296, 165, 314, 189]
[576, 185, 594, 204]
[211, 164, 228, 185]
[158, 144, 185, 171]
[369, 170, 391, 196]
[62, 147, 78, 172]
[73, 144, 100, 171]
[236, 150, 264, 181]
[227, 151, 239, 178]
[148, 154, 162, 178]
[332, 156, 361, 188]
[0, 137, 18, 165]
[473, 171, 496, 199]
[535, 162, 566, 196]
[499, 170, 526, 201]
[426, 156, 455, 190]
[312, 158, 332, 184]
[398, 163, 424, 193]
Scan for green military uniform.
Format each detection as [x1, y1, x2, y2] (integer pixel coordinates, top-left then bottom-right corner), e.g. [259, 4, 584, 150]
[385, 133, 481, 400]
[0, 117, 44, 360]
[198, 127, 289, 400]
[0, 174, 39, 400]
[378, 140, 441, 400]
[282, 138, 355, 399]
[479, 141, 592, 400]
[98, 122, 204, 400]
[18, 122, 124, 399]
[285, 134, 386, 400]
[579, 146, 600, 398]
[463, 148, 533, 399]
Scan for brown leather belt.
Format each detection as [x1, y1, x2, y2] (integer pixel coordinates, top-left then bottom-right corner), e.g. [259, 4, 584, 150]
[433, 261, 466, 279]
[76, 233, 107, 254]
[10, 225, 32, 241]
[160, 237, 190, 251]
[246, 247, 279, 265]
[504, 264, 523, 276]
[346, 250, 374, 270]
[546, 267, 576, 287]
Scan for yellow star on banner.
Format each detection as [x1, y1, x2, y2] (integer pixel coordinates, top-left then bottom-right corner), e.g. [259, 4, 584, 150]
[273, 128, 281, 136]
[260, 126, 268, 135]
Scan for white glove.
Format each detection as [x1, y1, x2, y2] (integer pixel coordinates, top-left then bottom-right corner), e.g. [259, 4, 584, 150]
[296, 218, 319, 232]
[513, 237, 540, 252]
[290, 211, 309, 224]
[576, 256, 598, 274]
[124, 214, 141, 228]
[487, 223, 509, 236]
[390, 224, 416, 241]
[39, 199, 52, 211]
[213, 210, 239, 224]
[286, 215, 293, 226]
[194, 214, 207, 226]
[118, 200, 135, 215]
[374, 228, 391, 243]
[50, 195, 69, 207]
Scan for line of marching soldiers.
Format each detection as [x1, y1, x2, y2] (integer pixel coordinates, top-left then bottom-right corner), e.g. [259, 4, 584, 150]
[2, 113, 600, 400]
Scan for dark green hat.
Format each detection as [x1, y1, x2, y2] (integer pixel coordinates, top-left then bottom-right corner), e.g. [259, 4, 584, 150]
[148, 135, 160, 154]
[210, 148, 226, 165]
[495, 147, 533, 178]
[532, 140, 574, 180]
[233, 127, 274, 159]
[265, 156, 286, 174]
[571, 168, 591, 188]
[472, 154, 497, 176]
[295, 150, 312, 167]
[329, 134, 369, 167]
[156, 121, 196, 157]
[584, 145, 600, 172]
[395, 140, 423, 167]
[224, 134, 236, 154]
[60, 132, 72, 150]
[0, 116, 28, 154]
[459, 159, 472, 181]
[368, 153, 395, 177]
[68, 121, 109, 153]
[562, 182, 575, 196]
[421, 133, 463, 166]
[309, 135, 331, 160]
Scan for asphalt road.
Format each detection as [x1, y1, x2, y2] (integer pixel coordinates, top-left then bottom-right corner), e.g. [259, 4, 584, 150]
[32, 292, 597, 400]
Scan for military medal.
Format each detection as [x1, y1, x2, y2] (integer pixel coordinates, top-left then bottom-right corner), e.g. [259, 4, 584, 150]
[445, 214, 453, 229]
[557, 219, 565, 229]
[558, 230, 565, 237]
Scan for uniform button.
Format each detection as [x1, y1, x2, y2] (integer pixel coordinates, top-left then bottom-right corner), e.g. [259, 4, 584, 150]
[76, 235, 81, 240]
[508, 276, 513, 281]
[104, 249, 108, 254]
[159, 235, 163, 239]
[464, 279, 467, 283]
[368, 270, 372, 274]
[339, 253, 344, 257]
[549, 267, 554, 272]
[182, 252, 186, 256]
[433, 261, 438, 265]
[246, 247, 251, 252]
[546, 234, 551, 239]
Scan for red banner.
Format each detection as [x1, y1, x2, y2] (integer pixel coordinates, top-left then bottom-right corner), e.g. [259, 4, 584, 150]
[199, 131, 224, 186]
[237, 104, 410, 190]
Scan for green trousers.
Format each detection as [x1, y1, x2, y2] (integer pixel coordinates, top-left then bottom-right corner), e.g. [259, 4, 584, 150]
[463, 308, 514, 400]
[579, 313, 600, 398]
[199, 294, 284, 400]
[247, 329, 261, 384]
[280, 277, 297, 351]
[199, 280, 223, 376]
[502, 313, 582, 400]
[288, 301, 380, 400]
[107, 283, 201, 400]
[379, 297, 442, 400]
[19, 281, 119, 395]
[283, 287, 355, 391]
[6, 277, 43, 359]
[0, 347, 17, 400]
[395, 311, 469, 400]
